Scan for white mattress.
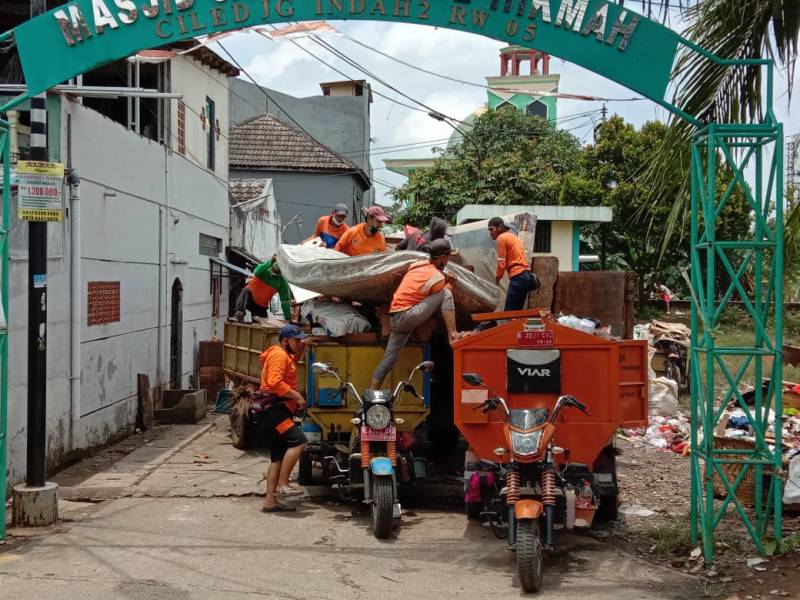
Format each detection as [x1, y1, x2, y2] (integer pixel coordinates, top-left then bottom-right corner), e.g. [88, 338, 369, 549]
[277, 245, 499, 314]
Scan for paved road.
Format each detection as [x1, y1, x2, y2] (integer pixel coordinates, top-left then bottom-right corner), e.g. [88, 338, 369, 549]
[0, 418, 703, 599]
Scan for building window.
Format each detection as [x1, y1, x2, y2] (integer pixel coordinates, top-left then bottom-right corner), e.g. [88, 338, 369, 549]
[206, 97, 215, 170]
[534, 221, 552, 253]
[177, 101, 186, 155]
[199, 233, 222, 257]
[87, 281, 121, 326]
[527, 101, 548, 119]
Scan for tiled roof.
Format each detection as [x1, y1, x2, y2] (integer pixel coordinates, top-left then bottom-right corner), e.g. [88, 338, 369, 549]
[229, 115, 369, 186]
[229, 178, 270, 205]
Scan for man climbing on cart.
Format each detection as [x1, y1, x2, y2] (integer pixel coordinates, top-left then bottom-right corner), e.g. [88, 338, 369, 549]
[370, 239, 470, 389]
[233, 255, 292, 322]
[487, 217, 540, 311]
[258, 324, 310, 513]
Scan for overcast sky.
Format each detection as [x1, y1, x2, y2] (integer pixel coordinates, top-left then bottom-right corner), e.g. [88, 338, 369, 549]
[218, 15, 799, 205]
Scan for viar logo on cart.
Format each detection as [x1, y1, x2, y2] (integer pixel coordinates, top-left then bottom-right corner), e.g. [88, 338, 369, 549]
[507, 349, 561, 394]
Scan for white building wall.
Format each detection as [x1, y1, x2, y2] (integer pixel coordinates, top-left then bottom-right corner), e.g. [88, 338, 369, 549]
[169, 55, 230, 183]
[533, 220, 574, 271]
[4, 91, 230, 486]
[231, 182, 281, 262]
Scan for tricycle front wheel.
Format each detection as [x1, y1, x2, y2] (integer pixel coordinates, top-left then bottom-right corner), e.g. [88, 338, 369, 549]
[371, 477, 394, 539]
[516, 519, 543, 593]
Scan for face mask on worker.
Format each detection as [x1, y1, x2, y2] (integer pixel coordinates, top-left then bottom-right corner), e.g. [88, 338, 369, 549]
[333, 214, 346, 226]
[368, 218, 381, 235]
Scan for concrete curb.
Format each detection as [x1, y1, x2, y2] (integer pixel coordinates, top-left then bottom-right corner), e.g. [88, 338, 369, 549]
[130, 415, 227, 488]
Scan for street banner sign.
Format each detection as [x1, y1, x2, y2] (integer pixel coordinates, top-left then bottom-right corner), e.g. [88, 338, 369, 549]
[17, 160, 64, 222]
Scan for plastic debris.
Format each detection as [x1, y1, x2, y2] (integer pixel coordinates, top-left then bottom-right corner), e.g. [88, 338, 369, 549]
[619, 504, 656, 517]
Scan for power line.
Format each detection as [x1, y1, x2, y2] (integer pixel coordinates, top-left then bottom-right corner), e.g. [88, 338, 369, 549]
[216, 39, 366, 177]
[340, 33, 646, 103]
[299, 29, 460, 121]
[261, 25, 435, 116]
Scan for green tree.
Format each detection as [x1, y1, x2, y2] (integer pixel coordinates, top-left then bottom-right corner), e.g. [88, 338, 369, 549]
[584, 117, 687, 304]
[584, 116, 752, 305]
[391, 110, 592, 225]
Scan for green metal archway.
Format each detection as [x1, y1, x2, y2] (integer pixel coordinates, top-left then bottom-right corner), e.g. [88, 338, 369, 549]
[0, 0, 785, 561]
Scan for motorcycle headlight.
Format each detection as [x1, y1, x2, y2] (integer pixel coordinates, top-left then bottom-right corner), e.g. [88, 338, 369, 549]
[510, 431, 543, 456]
[365, 405, 391, 430]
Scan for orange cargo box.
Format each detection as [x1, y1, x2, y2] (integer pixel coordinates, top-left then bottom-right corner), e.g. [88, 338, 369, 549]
[453, 311, 648, 468]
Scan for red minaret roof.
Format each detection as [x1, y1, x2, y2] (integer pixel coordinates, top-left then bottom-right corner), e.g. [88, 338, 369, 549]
[500, 47, 551, 77]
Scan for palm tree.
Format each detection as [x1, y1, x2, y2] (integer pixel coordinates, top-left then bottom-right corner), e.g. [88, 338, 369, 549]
[628, 0, 799, 283]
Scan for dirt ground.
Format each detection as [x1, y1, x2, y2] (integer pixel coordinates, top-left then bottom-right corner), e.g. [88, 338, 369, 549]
[611, 438, 800, 600]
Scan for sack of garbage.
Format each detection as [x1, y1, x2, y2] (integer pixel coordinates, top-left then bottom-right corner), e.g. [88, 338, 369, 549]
[649, 376, 679, 417]
[784, 453, 800, 506]
[277, 245, 499, 314]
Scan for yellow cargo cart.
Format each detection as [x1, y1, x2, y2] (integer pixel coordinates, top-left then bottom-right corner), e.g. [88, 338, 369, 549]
[223, 322, 431, 481]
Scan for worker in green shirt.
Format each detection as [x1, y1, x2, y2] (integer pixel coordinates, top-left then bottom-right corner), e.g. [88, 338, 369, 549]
[233, 255, 293, 321]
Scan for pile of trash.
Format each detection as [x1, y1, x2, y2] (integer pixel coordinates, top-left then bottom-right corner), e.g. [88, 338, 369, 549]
[714, 380, 800, 507]
[622, 412, 691, 454]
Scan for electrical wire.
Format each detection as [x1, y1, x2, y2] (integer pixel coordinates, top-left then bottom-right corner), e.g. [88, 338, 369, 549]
[259, 25, 435, 116]
[216, 38, 369, 168]
[340, 34, 646, 103]
[305, 32, 461, 121]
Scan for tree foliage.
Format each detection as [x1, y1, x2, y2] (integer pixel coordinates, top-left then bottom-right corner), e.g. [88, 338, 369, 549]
[391, 110, 592, 225]
[393, 110, 753, 306]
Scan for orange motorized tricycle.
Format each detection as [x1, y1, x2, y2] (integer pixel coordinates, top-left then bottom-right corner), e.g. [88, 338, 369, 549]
[453, 311, 648, 593]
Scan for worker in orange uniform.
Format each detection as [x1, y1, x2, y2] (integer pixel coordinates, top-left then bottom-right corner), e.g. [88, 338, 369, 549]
[258, 324, 309, 513]
[488, 217, 540, 311]
[312, 203, 350, 249]
[370, 239, 469, 389]
[335, 205, 390, 256]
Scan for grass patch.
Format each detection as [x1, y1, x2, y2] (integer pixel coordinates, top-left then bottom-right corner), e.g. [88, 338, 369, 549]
[646, 515, 694, 557]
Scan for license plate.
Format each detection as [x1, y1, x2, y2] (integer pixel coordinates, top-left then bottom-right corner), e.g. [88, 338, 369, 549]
[517, 330, 555, 347]
[361, 425, 396, 442]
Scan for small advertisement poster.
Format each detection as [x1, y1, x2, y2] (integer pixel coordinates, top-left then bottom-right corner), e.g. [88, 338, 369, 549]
[17, 160, 64, 222]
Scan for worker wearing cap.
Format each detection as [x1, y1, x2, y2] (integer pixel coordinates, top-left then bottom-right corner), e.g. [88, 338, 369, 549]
[259, 324, 309, 513]
[313, 203, 350, 249]
[233, 255, 292, 322]
[488, 217, 540, 311]
[335, 205, 390, 256]
[370, 239, 468, 389]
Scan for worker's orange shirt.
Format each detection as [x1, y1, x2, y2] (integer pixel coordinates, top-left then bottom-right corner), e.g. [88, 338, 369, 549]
[390, 261, 447, 312]
[315, 215, 348, 241]
[335, 223, 386, 256]
[246, 277, 278, 308]
[495, 231, 530, 280]
[259, 346, 299, 413]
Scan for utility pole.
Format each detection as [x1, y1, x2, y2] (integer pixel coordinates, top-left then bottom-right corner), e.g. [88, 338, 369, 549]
[12, 0, 58, 527]
[787, 134, 799, 210]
